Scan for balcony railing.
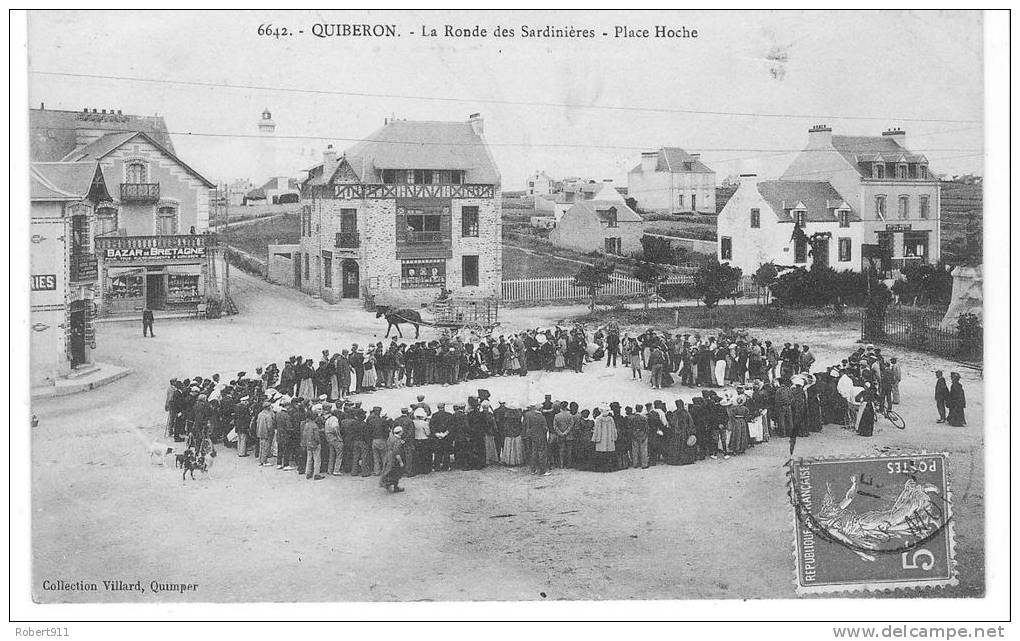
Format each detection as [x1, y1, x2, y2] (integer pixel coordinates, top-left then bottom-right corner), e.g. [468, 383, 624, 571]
[120, 183, 160, 203]
[406, 231, 444, 244]
[335, 232, 360, 248]
[69, 252, 98, 282]
[95, 234, 218, 251]
[308, 183, 496, 200]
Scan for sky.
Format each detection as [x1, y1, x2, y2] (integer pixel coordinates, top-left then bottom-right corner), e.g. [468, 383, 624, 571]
[26, 10, 985, 189]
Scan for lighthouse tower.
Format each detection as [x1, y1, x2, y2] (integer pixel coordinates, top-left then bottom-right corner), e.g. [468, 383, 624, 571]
[255, 107, 277, 177]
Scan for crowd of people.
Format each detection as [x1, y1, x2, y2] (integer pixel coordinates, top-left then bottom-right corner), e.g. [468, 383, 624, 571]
[161, 325, 967, 492]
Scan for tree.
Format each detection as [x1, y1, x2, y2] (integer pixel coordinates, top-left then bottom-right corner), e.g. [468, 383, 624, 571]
[633, 261, 668, 310]
[692, 260, 742, 308]
[752, 262, 779, 304]
[572, 260, 615, 311]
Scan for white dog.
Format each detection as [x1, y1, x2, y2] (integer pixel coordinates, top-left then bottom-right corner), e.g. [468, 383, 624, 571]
[149, 441, 175, 466]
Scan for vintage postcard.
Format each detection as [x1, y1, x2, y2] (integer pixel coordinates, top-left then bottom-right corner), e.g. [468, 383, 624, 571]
[11, 7, 1008, 627]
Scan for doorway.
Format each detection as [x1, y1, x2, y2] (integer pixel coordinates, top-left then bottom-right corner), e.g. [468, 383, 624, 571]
[813, 238, 830, 268]
[294, 253, 302, 288]
[341, 259, 360, 298]
[68, 300, 88, 368]
[146, 274, 166, 310]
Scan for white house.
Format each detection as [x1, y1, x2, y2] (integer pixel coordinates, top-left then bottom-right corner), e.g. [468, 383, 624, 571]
[627, 147, 716, 214]
[717, 175, 859, 273]
[526, 170, 554, 196]
[718, 125, 942, 277]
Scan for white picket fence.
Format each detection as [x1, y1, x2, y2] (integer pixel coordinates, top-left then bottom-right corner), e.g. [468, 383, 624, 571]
[501, 273, 757, 303]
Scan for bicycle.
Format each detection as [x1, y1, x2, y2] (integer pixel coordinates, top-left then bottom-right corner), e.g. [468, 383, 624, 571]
[878, 406, 907, 430]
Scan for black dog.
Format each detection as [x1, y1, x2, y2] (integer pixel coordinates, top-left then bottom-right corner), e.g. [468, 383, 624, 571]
[181, 448, 198, 480]
[175, 453, 187, 469]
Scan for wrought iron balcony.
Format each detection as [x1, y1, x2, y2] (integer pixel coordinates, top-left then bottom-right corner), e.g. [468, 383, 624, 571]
[69, 252, 98, 282]
[335, 232, 360, 248]
[95, 234, 218, 251]
[120, 183, 160, 203]
[406, 231, 444, 244]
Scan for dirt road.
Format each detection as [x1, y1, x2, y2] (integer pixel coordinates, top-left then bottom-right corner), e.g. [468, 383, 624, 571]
[30, 270, 984, 602]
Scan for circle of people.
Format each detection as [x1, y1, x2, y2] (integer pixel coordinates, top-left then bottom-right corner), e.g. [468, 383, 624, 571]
[163, 325, 967, 491]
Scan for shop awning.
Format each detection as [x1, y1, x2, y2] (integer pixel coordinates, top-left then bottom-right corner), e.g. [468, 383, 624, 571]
[106, 267, 146, 277]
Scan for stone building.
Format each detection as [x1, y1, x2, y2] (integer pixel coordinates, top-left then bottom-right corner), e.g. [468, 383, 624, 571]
[30, 105, 221, 316]
[526, 170, 554, 196]
[717, 125, 941, 276]
[549, 183, 644, 256]
[297, 114, 501, 305]
[627, 147, 716, 214]
[30, 162, 108, 386]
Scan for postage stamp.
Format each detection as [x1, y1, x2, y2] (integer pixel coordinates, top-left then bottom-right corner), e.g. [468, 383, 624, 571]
[788, 452, 958, 595]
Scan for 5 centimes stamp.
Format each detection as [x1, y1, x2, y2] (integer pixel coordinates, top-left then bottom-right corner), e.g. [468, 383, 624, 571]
[788, 452, 957, 595]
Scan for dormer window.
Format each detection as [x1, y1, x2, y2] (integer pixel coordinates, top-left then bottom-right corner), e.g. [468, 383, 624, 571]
[603, 208, 618, 228]
[918, 164, 929, 180]
[794, 210, 805, 227]
[838, 209, 850, 228]
[896, 164, 908, 180]
[872, 163, 885, 179]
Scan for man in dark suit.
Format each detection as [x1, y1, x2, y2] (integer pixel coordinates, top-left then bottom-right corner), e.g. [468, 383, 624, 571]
[934, 370, 950, 423]
[142, 308, 155, 337]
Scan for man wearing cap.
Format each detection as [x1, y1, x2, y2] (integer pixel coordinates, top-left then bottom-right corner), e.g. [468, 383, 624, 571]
[234, 396, 252, 457]
[934, 370, 950, 423]
[412, 407, 432, 474]
[256, 401, 275, 466]
[324, 405, 344, 475]
[380, 425, 407, 493]
[523, 403, 549, 475]
[368, 407, 390, 476]
[430, 403, 453, 471]
[394, 408, 416, 477]
[889, 357, 902, 405]
[301, 406, 325, 480]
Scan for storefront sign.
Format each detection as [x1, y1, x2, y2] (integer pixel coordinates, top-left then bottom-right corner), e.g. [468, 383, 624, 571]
[103, 246, 206, 261]
[885, 223, 912, 232]
[31, 274, 57, 291]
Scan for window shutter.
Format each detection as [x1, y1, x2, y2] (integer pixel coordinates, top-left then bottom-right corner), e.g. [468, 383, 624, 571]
[395, 209, 407, 243]
[440, 210, 451, 240]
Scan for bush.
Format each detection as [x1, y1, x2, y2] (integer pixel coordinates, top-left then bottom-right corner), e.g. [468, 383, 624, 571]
[692, 260, 742, 308]
[770, 265, 872, 307]
[891, 263, 954, 307]
[957, 312, 982, 359]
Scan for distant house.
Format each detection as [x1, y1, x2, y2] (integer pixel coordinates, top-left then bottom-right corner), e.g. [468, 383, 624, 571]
[627, 147, 716, 215]
[717, 174, 859, 273]
[549, 195, 643, 256]
[526, 170, 554, 196]
[246, 176, 301, 205]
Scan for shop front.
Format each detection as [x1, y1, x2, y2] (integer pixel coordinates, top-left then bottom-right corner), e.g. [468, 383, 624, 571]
[96, 235, 214, 316]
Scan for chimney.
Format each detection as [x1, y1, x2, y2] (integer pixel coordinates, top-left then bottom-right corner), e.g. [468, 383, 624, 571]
[882, 127, 906, 147]
[602, 178, 613, 183]
[806, 124, 833, 150]
[689, 153, 701, 160]
[738, 173, 758, 186]
[640, 151, 658, 172]
[468, 112, 483, 135]
[322, 144, 339, 177]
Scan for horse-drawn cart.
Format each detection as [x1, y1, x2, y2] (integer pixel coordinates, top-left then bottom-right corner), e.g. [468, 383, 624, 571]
[375, 295, 500, 340]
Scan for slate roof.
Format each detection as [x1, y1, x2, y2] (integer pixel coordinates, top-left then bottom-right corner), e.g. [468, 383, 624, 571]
[568, 199, 643, 224]
[328, 119, 500, 185]
[830, 135, 927, 176]
[756, 180, 860, 223]
[30, 107, 174, 162]
[61, 131, 215, 188]
[30, 162, 107, 201]
[629, 147, 714, 174]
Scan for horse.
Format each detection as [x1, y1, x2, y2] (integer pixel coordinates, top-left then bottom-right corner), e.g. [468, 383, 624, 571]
[375, 305, 422, 338]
